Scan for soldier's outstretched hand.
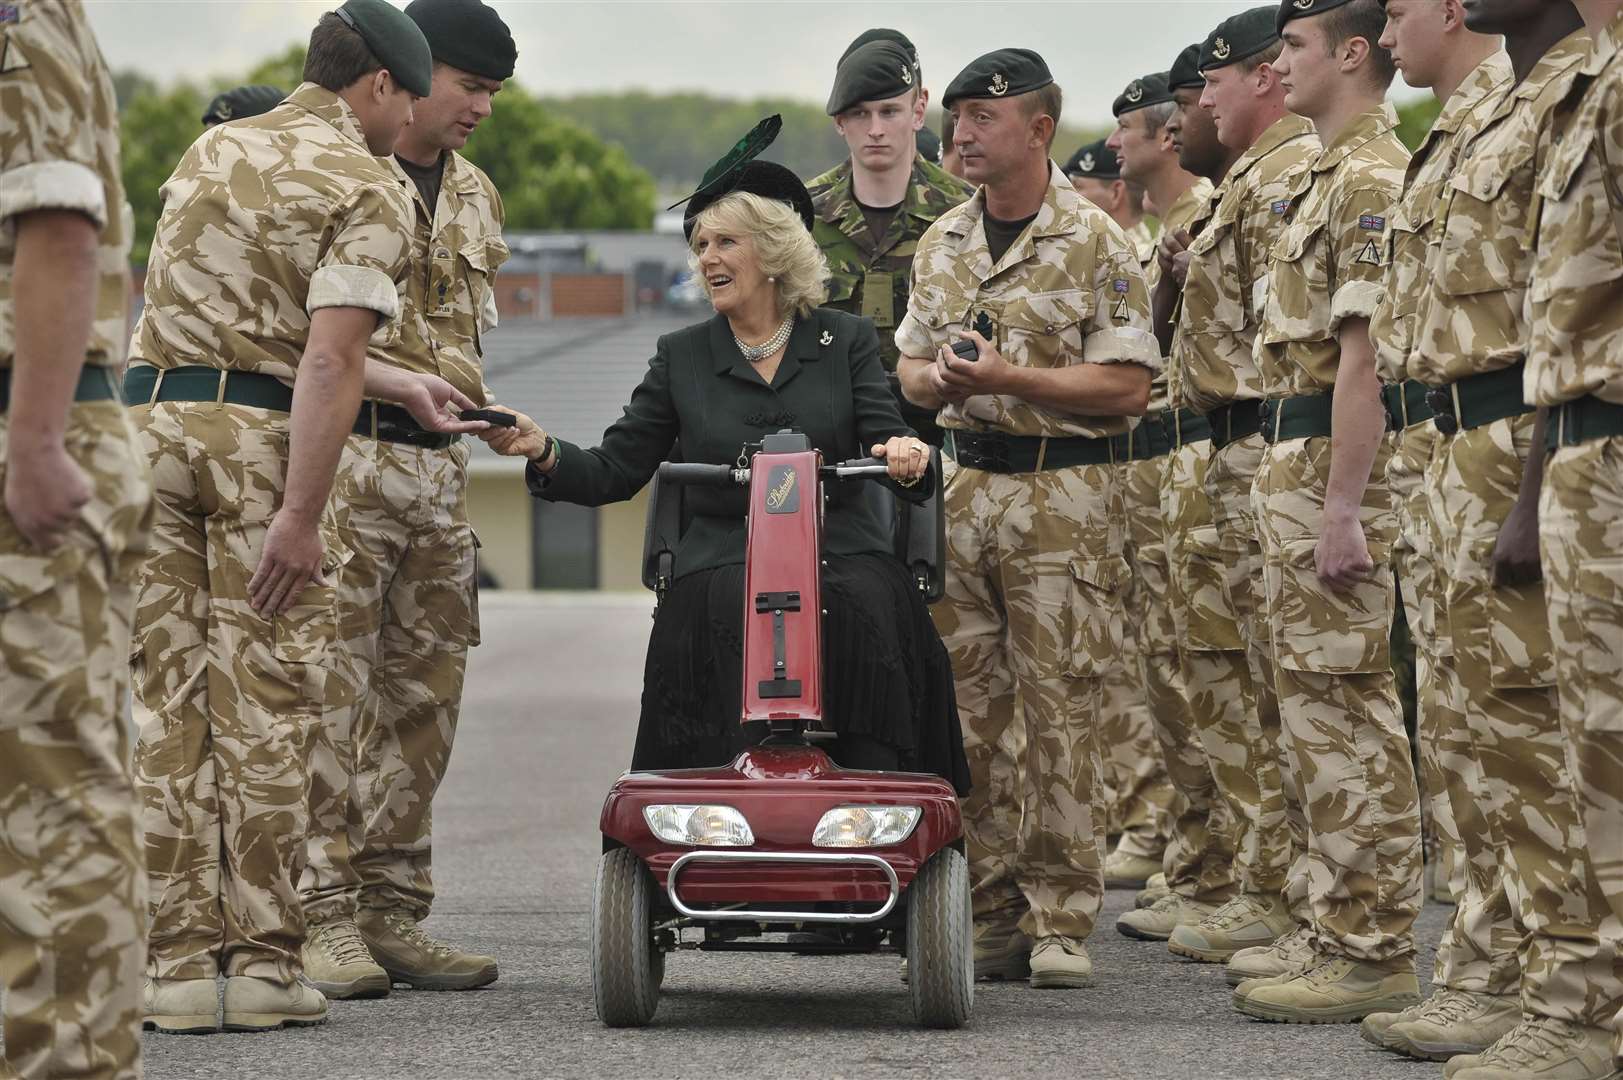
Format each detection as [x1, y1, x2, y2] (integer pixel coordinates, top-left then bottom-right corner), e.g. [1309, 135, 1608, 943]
[5, 440, 91, 551]
[401, 373, 493, 435]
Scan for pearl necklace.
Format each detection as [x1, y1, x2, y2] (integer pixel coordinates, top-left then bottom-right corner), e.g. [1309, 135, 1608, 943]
[733, 316, 794, 362]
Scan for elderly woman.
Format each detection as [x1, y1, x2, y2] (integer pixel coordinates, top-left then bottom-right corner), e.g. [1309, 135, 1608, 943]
[484, 119, 969, 792]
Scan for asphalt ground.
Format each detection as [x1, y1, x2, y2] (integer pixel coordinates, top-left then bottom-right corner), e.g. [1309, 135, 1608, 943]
[137, 592, 1452, 1080]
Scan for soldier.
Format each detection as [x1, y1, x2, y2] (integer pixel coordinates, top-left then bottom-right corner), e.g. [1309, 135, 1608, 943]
[201, 84, 286, 128]
[1063, 139, 1155, 265]
[941, 109, 965, 179]
[1360, 0, 1523, 1062]
[897, 48, 1158, 989]
[1153, 8, 1323, 971]
[1530, 0, 1623, 1074]
[1397, 1, 1622, 1074]
[0, 3, 148, 1076]
[809, 31, 973, 446]
[300, 0, 514, 998]
[127, 0, 481, 1033]
[1231, 0, 1422, 1024]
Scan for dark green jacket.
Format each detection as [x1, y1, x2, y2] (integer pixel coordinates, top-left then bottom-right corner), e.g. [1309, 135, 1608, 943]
[529, 307, 912, 579]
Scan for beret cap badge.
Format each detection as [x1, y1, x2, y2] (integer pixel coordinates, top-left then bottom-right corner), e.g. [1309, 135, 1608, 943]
[1079, 152, 1096, 172]
[901, 63, 913, 85]
[1213, 37, 1232, 60]
[1294, 0, 1315, 8]
[989, 72, 1009, 95]
[1126, 80, 1144, 103]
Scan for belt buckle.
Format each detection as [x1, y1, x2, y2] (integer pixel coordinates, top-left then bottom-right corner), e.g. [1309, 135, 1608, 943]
[1425, 387, 1457, 436]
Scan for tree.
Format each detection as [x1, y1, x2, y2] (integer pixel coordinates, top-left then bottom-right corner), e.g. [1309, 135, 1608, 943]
[1395, 95, 1443, 152]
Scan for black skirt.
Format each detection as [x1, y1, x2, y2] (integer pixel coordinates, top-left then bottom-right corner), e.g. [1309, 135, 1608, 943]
[635, 552, 972, 796]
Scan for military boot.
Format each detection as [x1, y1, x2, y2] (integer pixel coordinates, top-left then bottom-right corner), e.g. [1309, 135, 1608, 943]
[1234, 953, 1421, 1024]
[1169, 892, 1294, 962]
[142, 977, 219, 1035]
[1444, 1018, 1618, 1080]
[1226, 923, 1316, 988]
[1136, 871, 1170, 909]
[1381, 989, 1520, 1061]
[357, 908, 499, 991]
[972, 924, 1032, 982]
[1028, 937, 1092, 989]
[303, 918, 391, 999]
[1115, 893, 1216, 942]
[221, 976, 327, 1031]
[1102, 847, 1162, 889]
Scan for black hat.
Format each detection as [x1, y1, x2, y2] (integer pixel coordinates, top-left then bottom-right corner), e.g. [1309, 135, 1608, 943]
[1063, 139, 1121, 181]
[201, 84, 285, 125]
[840, 28, 920, 81]
[1169, 45, 1205, 91]
[916, 126, 943, 165]
[1277, 0, 1362, 34]
[942, 48, 1053, 109]
[670, 116, 815, 240]
[1201, 6, 1282, 72]
[1113, 71, 1174, 117]
[827, 39, 917, 115]
[334, 0, 433, 98]
[404, 0, 517, 82]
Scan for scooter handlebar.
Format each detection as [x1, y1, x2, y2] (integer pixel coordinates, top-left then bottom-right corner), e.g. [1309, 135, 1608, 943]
[826, 457, 890, 479]
[657, 461, 744, 487]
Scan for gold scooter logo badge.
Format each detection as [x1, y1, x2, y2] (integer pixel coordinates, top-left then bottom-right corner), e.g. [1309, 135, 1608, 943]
[765, 466, 800, 514]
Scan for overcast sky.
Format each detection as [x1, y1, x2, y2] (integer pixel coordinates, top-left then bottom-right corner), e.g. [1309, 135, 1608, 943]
[84, 1, 1430, 131]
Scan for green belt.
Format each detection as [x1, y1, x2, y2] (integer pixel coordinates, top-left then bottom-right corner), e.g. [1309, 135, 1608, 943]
[0, 365, 120, 413]
[946, 429, 1116, 473]
[1259, 393, 1334, 444]
[1207, 400, 1263, 451]
[1547, 394, 1623, 450]
[1382, 380, 1435, 432]
[124, 365, 459, 450]
[1111, 407, 1211, 461]
[1424, 361, 1530, 436]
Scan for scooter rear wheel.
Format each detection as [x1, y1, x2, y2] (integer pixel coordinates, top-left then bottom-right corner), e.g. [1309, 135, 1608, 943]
[906, 847, 973, 1028]
[591, 847, 661, 1026]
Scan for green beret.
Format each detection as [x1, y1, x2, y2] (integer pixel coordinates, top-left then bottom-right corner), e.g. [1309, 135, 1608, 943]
[1276, 0, 1361, 35]
[1113, 71, 1173, 117]
[942, 48, 1053, 109]
[827, 40, 917, 116]
[916, 126, 943, 165]
[201, 84, 285, 126]
[840, 28, 920, 81]
[1063, 139, 1121, 181]
[1168, 44, 1205, 91]
[405, 0, 517, 82]
[1201, 6, 1281, 72]
[336, 0, 433, 98]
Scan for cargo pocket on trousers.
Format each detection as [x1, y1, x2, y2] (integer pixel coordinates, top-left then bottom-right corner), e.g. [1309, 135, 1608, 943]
[1275, 537, 1394, 675]
[0, 541, 93, 730]
[1182, 527, 1244, 653]
[1486, 578, 1557, 690]
[468, 530, 483, 649]
[272, 540, 352, 667]
[1577, 559, 1623, 732]
[1064, 555, 1126, 679]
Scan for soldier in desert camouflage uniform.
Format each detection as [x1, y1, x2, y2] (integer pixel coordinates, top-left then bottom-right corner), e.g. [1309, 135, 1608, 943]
[897, 48, 1158, 990]
[0, 3, 149, 1075]
[1531, 2, 1623, 1074]
[1232, 0, 1423, 1025]
[125, 1, 481, 1034]
[300, 0, 513, 999]
[1360, 0, 1525, 1063]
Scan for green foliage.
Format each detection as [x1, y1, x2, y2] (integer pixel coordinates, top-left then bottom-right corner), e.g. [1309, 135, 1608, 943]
[243, 44, 308, 97]
[1395, 94, 1442, 152]
[118, 83, 206, 263]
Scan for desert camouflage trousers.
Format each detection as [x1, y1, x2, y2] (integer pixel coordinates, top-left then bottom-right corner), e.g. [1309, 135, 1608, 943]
[0, 403, 150, 1080]
[1438, 417, 1622, 1026]
[934, 456, 1124, 943]
[131, 402, 342, 984]
[1541, 435, 1623, 1054]
[1254, 435, 1422, 962]
[1396, 423, 1519, 996]
[1100, 458, 1176, 864]
[302, 436, 478, 923]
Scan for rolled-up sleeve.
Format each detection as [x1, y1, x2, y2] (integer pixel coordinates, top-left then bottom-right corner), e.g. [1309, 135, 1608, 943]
[1329, 184, 1398, 330]
[0, 23, 109, 229]
[1084, 234, 1162, 373]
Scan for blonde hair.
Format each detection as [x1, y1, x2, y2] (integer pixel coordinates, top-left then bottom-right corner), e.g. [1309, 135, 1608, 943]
[688, 191, 829, 320]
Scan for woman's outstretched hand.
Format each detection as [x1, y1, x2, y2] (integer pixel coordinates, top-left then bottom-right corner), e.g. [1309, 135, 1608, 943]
[871, 435, 930, 486]
[478, 406, 551, 464]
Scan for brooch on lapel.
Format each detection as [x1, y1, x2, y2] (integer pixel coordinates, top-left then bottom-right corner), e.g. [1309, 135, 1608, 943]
[819, 330, 833, 346]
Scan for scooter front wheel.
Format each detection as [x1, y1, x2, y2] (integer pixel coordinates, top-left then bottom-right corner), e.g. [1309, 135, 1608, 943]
[907, 846, 974, 1028]
[591, 847, 662, 1026]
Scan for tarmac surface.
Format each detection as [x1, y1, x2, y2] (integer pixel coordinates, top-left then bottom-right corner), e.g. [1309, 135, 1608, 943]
[141, 592, 1453, 1080]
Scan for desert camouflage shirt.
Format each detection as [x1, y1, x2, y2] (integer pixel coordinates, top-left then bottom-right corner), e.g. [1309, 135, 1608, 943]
[1125, 219, 1157, 269]
[894, 161, 1158, 440]
[0, 0, 129, 371]
[377, 150, 507, 406]
[1255, 104, 1409, 398]
[130, 82, 415, 380]
[1174, 115, 1319, 414]
[1412, 32, 1588, 386]
[808, 154, 973, 372]
[1528, 10, 1623, 408]
[1144, 179, 1212, 413]
[1371, 52, 1513, 385]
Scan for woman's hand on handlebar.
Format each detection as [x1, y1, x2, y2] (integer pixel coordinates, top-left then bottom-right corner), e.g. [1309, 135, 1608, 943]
[871, 435, 930, 487]
[479, 407, 554, 469]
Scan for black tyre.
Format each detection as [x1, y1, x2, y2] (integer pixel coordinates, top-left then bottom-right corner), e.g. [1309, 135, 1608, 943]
[906, 847, 973, 1028]
[590, 847, 661, 1026]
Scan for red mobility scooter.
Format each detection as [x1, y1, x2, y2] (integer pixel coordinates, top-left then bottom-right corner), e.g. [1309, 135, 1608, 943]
[589, 431, 972, 1029]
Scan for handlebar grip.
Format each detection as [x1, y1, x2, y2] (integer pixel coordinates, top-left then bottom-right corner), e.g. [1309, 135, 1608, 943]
[835, 457, 885, 470]
[657, 462, 737, 487]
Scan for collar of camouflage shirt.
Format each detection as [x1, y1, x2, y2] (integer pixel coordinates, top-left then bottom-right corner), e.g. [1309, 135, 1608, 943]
[1228, 112, 1317, 186]
[819, 156, 954, 228]
[1311, 102, 1400, 175]
[285, 82, 373, 152]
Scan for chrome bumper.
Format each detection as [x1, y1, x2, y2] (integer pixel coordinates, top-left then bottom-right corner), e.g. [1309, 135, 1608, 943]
[665, 850, 901, 924]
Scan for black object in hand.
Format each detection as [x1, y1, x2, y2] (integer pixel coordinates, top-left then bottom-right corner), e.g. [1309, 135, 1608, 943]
[950, 338, 979, 362]
[460, 408, 519, 427]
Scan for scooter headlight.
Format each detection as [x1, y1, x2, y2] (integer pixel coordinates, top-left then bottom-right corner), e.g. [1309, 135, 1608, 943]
[812, 805, 922, 848]
[643, 804, 755, 847]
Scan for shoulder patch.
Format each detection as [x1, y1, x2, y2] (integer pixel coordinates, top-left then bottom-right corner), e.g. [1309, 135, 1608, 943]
[0, 4, 18, 24]
[1112, 297, 1131, 321]
[1355, 238, 1383, 266]
[1271, 200, 1291, 215]
[1358, 214, 1386, 231]
[1112, 278, 1130, 294]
